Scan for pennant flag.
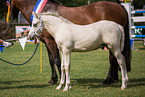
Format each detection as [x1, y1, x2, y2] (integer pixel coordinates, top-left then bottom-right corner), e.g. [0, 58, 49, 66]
[6, 1, 10, 7]
[31, 0, 48, 23]
[19, 37, 27, 50]
[35, 37, 37, 44]
[6, 0, 11, 23]
[0, 45, 4, 53]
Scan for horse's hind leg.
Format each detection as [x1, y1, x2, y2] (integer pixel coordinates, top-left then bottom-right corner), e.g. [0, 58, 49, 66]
[102, 51, 118, 86]
[113, 50, 129, 89]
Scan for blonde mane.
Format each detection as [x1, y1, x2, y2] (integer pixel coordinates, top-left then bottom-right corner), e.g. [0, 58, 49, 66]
[41, 11, 73, 24]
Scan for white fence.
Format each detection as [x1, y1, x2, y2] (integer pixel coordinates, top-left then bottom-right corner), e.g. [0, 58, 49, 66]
[122, 3, 145, 49]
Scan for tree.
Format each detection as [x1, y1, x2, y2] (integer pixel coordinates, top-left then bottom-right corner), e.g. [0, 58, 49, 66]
[0, 0, 7, 22]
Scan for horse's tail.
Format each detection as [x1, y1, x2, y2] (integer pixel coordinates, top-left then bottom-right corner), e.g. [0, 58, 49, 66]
[118, 25, 125, 52]
[121, 5, 131, 72]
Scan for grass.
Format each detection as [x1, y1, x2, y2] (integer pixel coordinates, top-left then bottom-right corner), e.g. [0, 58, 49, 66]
[0, 41, 145, 97]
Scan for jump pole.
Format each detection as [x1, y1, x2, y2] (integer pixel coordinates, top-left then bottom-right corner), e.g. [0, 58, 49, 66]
[40, 42, 42, 73]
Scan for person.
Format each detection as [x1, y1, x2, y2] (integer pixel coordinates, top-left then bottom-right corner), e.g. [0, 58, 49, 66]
[0, 39, 13, 47]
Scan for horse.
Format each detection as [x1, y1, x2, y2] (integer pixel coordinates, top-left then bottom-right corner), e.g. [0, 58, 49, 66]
[11, 0, 131, 85]
[28, 12, 129, 91]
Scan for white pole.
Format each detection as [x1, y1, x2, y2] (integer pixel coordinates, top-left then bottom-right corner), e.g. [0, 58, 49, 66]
[88, 0, 90, 4]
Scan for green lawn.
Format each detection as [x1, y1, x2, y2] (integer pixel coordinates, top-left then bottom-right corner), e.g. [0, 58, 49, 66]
[0, 41, 145, 97]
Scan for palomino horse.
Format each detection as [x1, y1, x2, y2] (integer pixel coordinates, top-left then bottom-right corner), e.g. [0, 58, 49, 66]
[11, 0, 131, 85]
[29, 12, 129, 91]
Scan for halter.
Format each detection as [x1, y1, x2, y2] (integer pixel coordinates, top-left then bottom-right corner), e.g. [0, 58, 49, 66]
[33, 16, 43, 36]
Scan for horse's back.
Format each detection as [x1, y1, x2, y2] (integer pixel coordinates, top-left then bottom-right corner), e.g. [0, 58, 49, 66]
[58, 1, 127, 26]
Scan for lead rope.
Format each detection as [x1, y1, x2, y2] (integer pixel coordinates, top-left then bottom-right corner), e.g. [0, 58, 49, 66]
[0, 43, 39, 65]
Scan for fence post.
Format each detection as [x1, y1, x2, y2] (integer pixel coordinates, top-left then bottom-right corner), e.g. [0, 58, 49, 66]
[121, 3, 134, 49]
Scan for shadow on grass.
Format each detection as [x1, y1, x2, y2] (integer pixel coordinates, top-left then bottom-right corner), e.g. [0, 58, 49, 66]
[0, 84, 49, 90]
[0, 80, 32, 84]
[139, 47, 145, 50]
[72, 78, 109, 88]
[128, 78, 145, 88]
[0, 80, 49, 90]
[73, 77, 145, 89]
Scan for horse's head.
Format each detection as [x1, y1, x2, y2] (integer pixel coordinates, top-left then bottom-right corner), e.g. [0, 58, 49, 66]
[28, 12, 44, 39]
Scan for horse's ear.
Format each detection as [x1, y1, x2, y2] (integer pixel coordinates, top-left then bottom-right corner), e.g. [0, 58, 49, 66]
[33, 11, 39, 19]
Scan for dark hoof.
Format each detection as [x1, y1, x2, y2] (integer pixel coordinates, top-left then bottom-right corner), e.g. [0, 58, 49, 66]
[101, 82, 111, 86]
[48, 80, 57, 85]
[101, 79, 115, 86]
[101, 79, 119, 86]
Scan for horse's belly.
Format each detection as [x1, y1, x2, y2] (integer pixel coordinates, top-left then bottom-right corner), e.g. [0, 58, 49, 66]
[73, 46, 100, 52]
[73, 40, 102, 52]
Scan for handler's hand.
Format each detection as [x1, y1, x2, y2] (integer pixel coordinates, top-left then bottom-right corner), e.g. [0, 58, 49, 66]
[3, 42, 13, 48]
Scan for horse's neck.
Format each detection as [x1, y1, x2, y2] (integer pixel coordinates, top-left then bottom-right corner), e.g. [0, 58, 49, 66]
[14, 0, 60, 24]
[43, 15, 67, 37]
[14, 0, 37, 24]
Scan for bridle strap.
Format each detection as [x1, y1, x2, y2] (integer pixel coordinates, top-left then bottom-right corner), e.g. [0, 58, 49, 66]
[34, 16, 43, 36]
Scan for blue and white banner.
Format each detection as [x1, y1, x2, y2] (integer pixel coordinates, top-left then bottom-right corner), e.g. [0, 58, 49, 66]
[31, 0, 48, 23]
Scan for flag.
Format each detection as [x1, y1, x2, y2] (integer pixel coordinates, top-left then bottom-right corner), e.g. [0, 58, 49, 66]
[6, 0, 11, 23]
[19, 37, 27, 51]
[31, 0, 48, 23]
[0, 45, 4, 53]
[35, 37, 37, 44]
[6, 1, 10, 7]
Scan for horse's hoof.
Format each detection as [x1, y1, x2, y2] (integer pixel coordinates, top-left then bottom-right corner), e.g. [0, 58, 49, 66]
[56, 87, 60, 90]
[121, 87, 126, 90]
[121, 86, 127, 90]
[69, 85, 71, 90]
[63, 85, 71, 92]
[101, 80, 113, 86]
[56, 85, 62, 90]
[63, 88, 68, 92]
[101, 83, 110, 86]
[48, 80, 57, 85]
[102, 78, 119, 86]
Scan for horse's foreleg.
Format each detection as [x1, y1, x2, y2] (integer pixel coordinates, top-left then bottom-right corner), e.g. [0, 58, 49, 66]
[56, 52, 65, 90]
[44, 38, 61, 85]
[102, 51, 118, 86]
[63, 52, 71, 92]
[46, 48, 58, 84]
